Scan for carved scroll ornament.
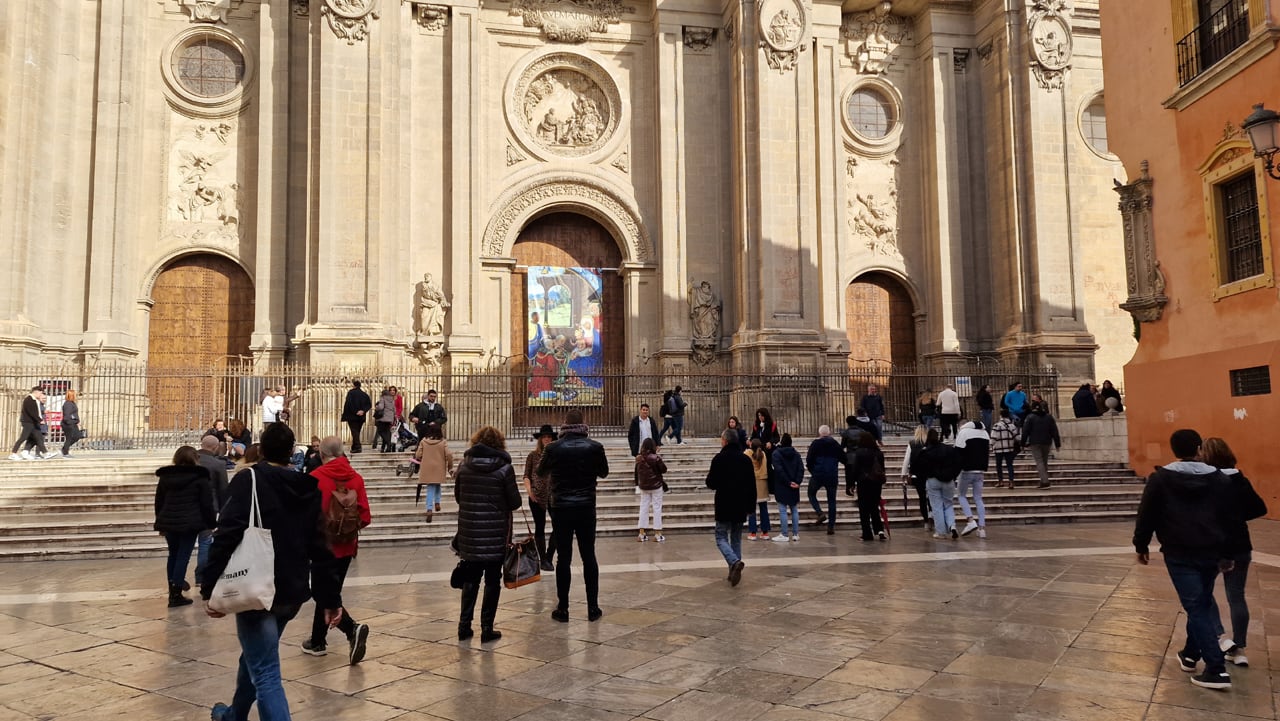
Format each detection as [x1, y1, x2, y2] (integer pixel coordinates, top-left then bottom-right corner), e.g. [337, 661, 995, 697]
[509, 0, 635, 44]
[759, 0, 807, 73]
[1028, 0, 1072, 90]
[840, 1, 911, 75]
[1115, 161, 1166, 323]
[321, 0, 380, 44]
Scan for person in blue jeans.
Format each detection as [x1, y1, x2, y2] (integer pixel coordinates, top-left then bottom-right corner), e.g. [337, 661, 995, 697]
[664, 386, 688, 445]
[805, 425, 843, 535]
[770, 434, 804, 542]
[154, 446, 217, 608]
[706, 429, 756, 586]
[202, 423, 343, 721]
[1133, 429, 1238, 691]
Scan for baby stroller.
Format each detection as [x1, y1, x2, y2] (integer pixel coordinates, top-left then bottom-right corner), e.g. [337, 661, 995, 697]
[395, 421, 419, 452]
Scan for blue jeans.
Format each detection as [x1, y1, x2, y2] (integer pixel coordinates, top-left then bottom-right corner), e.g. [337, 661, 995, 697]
[808, 477, 836, 530]
[777, 503, 799, 537]
[195, 530, 213, 585]
[714, 521, 743, 566]
[424, 483, 442, 511]
[164, 531, 198, 587]
[980, 410, 993, 430]
[214, 605, 301, 721]
[1164, 556, 1226, 673]
[747, 502, 771, 533]
[994, 452, 1016, 486]
[669, 415, 685, 443]
[1210, 551, 1252, 648]
[957, 471, 985, 527]
[925, 478, 955, 536]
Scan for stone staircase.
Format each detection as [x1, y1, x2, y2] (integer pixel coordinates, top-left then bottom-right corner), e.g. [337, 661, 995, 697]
[0, 438, 1145, 560]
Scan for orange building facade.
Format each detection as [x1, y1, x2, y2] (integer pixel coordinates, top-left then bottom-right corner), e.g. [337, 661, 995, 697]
[1101, 0, 1280, 512]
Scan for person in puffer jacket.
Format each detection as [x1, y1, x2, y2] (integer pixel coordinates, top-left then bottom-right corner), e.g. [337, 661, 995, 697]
[771, 434, 804, 541]
[635, 438, 668, 542]
[155, 445, 217, 608]
[453, 426, 521, 644]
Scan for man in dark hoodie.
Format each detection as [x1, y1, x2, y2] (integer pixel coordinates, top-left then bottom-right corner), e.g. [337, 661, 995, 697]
[706, 429, 757, 586]
[341, 380, 372, 453]
[806, 425, 844, 534]
[1133, 429, 1235, 691]
[1020, 401, 1060, 488]
[203, 422, 343, 721]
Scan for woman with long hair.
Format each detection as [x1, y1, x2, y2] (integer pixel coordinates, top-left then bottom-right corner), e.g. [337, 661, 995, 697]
[636, 437, 668, 542]
[1201, 437, 1268, 667]
[523, 424, 556, 569]
[154, 445, 216, 607]
[60, 389, 83, 457]
[453, 426, 521, 643]
[227, 418, 251, 459]
[745, 439, 771, 540]
[725, 416, 748, 449]
[899, 425, 932, 528]
[750, 408, 780, 450]
[852, 433, 887, 541]
[415, 422, 453, 521]
[917, 390, 937, 429]
[374, 387, 397, 453]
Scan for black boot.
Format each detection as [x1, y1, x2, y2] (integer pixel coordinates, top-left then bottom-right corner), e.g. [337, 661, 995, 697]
[167, 582, 193, 608]
[458, 582, 478, 640]
[479, 582, 501, 643]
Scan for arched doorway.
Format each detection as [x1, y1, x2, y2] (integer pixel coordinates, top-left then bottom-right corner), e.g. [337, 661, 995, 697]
[511, 212, 624, 429]
[846, 272, 917, 366]
[147, 254, 254, 430]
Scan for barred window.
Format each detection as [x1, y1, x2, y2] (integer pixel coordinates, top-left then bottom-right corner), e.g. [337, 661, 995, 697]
[1082, 96, 1108, 154]
[1229, 366, 1271, 396]
[846, 89, 896, 140]
[1220, 173, 1263, 283]
[176, 37, 244, 98]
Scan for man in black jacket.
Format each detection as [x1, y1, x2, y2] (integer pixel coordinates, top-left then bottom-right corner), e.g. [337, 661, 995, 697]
[195, 434, 231, 587]
[203, 423, 343, 721]
[706, 429, 756, 586]
[627, 403, 661, 456]
[409, 389, 447, 440]
[8, 386, 49, 460]
[1020, 403, 1060, 488]
[1134, 429, 1236, 691]
[538, 410, 610, 622]
[340, 380, 372, 453]
[859, 385, 886, 437]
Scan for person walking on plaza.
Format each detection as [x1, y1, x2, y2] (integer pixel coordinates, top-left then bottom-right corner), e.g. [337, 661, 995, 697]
[409, 389, 447, 440]
[841, 410, 879, 496]
[953, 420, 990, 538]
[850, 433, 887, 541]
[745, 439, 771, 540]
[899, 425, 932, 528]
[706, 429, 756, 586]
[453, 426, 522, 643]
[415, 422, 453, 520]
[975, 384, 995, 430]
[155, 446, 217, 607]
[916, 389, 937, 429]
[195, 435, 231, 587]
[806, 425, 843, 535]
[911, 429, 961, 539]
[9, 386, 51, 460]
[341, 380, 372, 453]
[302, 436, 372, 663]
[523, 425, 557, 570]
[59, 389, 83, 457]
[628, 403, 660, 456]
[1001, 382, 1029, 425]
[937, 384, 961, 441]
[635, 438, 668, 542]
[1201, 437, 1268, 669]
[860, 384, 886, 437]
[538, 410, 610, 622]
[203, 422, 344, 721]
[989, 410, 1019, 488]
[1021, 402, 1060, 489]
[1133, 429, 1237, 691]
[664, 386, 688, 445]
[771, 434, 804, 542]
[373, 387, 397, 453]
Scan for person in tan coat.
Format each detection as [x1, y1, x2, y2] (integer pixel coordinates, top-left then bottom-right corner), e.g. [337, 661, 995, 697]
[745, 439, 771, 540]
[414, 422, 453, 520]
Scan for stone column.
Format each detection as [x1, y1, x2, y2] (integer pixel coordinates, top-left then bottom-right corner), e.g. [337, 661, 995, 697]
[478, 256, 516, 366]
[251, 0, 292, 365]
[621, 262, 659, 365]
[445, 0, 484, 362]
[811, 10, 844, 362]
[653, 20, 690, 361]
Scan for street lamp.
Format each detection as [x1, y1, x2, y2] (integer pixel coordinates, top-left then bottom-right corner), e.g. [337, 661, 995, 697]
[1242, 103, 1280, 180]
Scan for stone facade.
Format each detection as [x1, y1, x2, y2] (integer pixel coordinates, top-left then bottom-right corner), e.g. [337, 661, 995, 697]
[0, 0, 1133, 380]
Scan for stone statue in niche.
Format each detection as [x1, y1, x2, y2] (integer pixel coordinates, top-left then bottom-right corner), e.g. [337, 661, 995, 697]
[688, 280, 722, 365]
[524, 70, 610, 151]
[414, 272, 450, 338]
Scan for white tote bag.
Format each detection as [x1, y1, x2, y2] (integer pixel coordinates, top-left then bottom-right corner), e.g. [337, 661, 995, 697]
[209, 469, 276, 614]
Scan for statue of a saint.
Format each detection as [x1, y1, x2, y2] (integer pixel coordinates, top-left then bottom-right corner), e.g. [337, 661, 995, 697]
[688, 280, 722, 341]
[415, 273, 450, 337]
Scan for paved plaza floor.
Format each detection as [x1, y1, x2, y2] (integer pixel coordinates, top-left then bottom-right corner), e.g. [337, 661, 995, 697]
[0, 521, 1276, 721]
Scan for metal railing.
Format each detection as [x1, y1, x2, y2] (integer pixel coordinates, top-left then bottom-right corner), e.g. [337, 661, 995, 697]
[1176, 0, 1251, 86]
[0, 361, 1060, 451]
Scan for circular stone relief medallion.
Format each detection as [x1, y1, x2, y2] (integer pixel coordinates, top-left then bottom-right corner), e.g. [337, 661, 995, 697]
[325, 0, 377, 18]
[511, 53, 622, 160]
[759, 0, 806, 52]
[1029, 14, 1072, 71]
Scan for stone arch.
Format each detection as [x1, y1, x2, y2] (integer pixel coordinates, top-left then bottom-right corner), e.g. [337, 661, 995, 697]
[139, 246, 253, 307]
[844, 269, 919, 366]
[481, 171, 652, 264]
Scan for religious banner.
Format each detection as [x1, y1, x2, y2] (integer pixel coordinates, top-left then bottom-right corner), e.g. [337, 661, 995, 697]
[526, 266, 604, 406]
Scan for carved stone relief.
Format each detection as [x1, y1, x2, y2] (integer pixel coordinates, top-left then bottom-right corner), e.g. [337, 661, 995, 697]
[846, 154, 902, 260]
[414, 272, 450, 338]
[688, 280, 722, 366]
[1028, 0, 1072, 90]
[506, 140, 527, 167]
[611, 151, 629, 174]
[953, 48, 970, 73]
[509, 0, 634, 44]
[182, 0, 232, 23]
[482, 179, 651, 262]
[321, 0, 380, 44]
[293, 0, 309, 17]
[167, 120, 241, 246]
[759, 0, 807, 73]
[412, 3, 449, 32]
[683, 26, 716, 53]
[509, 53, 623, 161]
[1115, 161, 1166, 323]
[840, 1, 911, 75]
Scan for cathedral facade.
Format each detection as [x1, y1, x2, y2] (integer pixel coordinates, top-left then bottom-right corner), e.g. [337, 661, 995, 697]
[0, 0, 1134, 383]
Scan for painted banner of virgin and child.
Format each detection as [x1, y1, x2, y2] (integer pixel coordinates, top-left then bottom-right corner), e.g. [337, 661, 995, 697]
[526, 266, 604, 406]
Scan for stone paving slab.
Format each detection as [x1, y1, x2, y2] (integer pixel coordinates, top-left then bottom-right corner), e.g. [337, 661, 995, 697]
[0, 521, 1275, 720]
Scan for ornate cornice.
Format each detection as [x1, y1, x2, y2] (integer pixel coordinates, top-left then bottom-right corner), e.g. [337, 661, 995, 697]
[508, 0, 634, 44]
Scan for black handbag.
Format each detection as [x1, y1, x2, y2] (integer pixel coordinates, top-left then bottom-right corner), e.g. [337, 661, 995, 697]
[502, 510, 541, 589]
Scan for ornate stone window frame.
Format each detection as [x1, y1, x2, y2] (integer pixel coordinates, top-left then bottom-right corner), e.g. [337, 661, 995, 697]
[840, 77, 903, 157]
[1076, 90, 1116, 161]
[161, 26, 255, 119]
[504, 48, 627, 165]
[1201, 141, 1275, 300]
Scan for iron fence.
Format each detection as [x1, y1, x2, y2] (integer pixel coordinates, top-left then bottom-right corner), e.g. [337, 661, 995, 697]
[0, 361, 1059, 451]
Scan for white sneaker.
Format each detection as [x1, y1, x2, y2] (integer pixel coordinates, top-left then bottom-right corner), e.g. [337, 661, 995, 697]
[19, 450, 32, 460]
[1219, 638, 1234, 653]
[655, 534, 665, 543]
[40, 452, 58, 460]
[7, 453, 21, 461]
[790, 535, 799, 543]
[961, 520, 978, 537]
[977, 528, 987, 539]
[771, 534, 790, 543]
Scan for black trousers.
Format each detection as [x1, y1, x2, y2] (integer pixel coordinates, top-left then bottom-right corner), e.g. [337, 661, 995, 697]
[311, 556, 356, 644]
[459, 561, 503, 631]
[529, 498, 554, 564]
[61, 423, 82, 455]
[549, 505, 599, 611]
[939, 414, 960, 439]
[910, 479, 930, 521]
[10, 423, 45, 455]
[374, 422, 393, 452]
[856, 484, 885, 539]
[346, 419, 365, 450]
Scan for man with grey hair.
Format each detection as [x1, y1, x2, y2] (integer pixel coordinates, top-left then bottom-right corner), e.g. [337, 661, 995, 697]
[806, 425, 844, 535]
[706, 429, 756, 586]
[194, 434, 231, 587]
